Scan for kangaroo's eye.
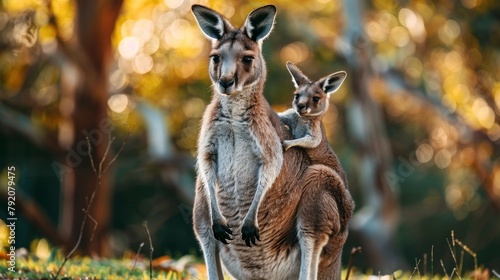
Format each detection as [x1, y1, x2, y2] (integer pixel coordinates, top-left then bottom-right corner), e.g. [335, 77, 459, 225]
[242, 56, 254, 64]
[313, 97, 320, 102]
[211, 55, 220, 63]
[294, 94, 299, 100]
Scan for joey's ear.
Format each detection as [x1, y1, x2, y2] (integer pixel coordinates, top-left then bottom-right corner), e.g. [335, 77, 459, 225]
[242, 5, 276, 42]
[192, 5, 229, 40]
[319, 71, 347, 95]
[286, 62, 310, 88]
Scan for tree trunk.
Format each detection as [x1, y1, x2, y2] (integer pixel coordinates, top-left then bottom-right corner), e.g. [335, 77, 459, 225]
[59, 0, 123, 256]
[339, 0, 407, 272]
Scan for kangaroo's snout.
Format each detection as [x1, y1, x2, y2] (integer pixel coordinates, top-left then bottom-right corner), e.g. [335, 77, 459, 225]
[219, 78, 235, 89]
[296, 103, 306, 110]
[218, 77, 235, 94]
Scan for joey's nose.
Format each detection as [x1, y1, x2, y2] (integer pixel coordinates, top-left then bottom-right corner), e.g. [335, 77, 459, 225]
[297, 103, 306, 110]
[219, 78, 235, 89]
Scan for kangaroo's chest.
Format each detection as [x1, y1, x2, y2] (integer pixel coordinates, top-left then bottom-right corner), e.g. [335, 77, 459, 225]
[214, 118, 261, 171]
[212, 118, 262, 213]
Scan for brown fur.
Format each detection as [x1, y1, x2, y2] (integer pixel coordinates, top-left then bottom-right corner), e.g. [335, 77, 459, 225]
[192, 5, 354, 280]
[279, 62, 353, 232]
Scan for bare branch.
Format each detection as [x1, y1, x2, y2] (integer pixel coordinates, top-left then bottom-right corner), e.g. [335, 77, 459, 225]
[101, 130, 130, 175]
[53, 132, 128, 280]
[423, 253, 427, 277]
[127, 242, 145, 280]
[454, 238, 478, 272]
[450, 268, 456, 279]
[345, 246, 361, 280]
[98, 133, 114, 175]
[144, 221, 155, 280]
[440, 259, 449, 280]
[87, 214, 98, 242]
[86, 137, 98, 177]
[446, 237, 462, 280]
[431, 245, 434, 278]
[409, 259, 421, 279]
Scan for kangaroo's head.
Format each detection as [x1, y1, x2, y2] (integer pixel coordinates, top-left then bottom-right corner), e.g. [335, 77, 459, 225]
[192, 5, 276, 96]
[286, 62, 347, 117]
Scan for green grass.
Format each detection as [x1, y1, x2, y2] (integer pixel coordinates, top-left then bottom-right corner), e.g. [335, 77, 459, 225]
[1, 251, 491, 280]
[0, 232, 493, 280]
[0, 256, 492, 280]
[0, 249, 202, 280]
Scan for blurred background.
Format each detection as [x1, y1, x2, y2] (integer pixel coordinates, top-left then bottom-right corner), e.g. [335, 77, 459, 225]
[0, 0, 499, 274]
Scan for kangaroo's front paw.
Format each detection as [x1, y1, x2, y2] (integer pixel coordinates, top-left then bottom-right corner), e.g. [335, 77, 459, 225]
[241, 223, 260, 247]
[212, 223, 233, 244]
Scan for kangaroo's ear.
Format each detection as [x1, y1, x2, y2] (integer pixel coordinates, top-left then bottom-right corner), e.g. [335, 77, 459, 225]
[319, 71, 347, 95]
[286, 62, 310, 88]
[192, 5, 228, 40]
[242, 5, 276, 42]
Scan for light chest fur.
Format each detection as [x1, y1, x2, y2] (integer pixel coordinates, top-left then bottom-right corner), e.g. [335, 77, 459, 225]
[211, 93, 267, 223]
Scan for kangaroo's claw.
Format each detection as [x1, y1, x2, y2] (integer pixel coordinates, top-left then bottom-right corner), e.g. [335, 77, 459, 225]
[241, 224, 260, 247]
[212, 223, 233, 244]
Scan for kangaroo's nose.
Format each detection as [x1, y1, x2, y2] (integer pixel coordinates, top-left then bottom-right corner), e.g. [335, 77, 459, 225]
[297, 103, 306, 110]
[219, 78, 235, 89]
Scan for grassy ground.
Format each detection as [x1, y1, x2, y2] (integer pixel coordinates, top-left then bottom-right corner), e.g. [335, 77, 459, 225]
[0, 252, 493, 280]
[0, 238, 494, 280]
[0, 248, 204, 280]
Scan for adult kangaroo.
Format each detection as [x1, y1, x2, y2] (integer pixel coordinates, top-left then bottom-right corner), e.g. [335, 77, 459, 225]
[192, 4, 354, 280]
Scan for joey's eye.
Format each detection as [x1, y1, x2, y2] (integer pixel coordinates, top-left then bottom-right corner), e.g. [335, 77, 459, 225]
[242, 56, 254, 64]
[211, 55, 220, 63]
[313, 97, 320, 102]
[294, 94, 299, 100]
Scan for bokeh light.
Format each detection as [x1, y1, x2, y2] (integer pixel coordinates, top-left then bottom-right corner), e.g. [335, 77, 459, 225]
[108, 93, 129, 113]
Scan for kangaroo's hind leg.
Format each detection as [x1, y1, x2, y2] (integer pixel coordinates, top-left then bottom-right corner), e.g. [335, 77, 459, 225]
[193, 178, 225, 280]
[297, 164, 353, 280]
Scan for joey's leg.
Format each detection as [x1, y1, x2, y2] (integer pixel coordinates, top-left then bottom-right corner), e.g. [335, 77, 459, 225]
[317, 231, 348, 280]
[283, 134, 321, 150]
[297, 222, 329, 280]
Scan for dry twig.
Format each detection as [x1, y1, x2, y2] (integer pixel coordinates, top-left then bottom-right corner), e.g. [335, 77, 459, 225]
[409, 259, 421, 279]
[345, 246, 362, 280]
[455, 238, 478, 273]
[446, 237, 462, 280]
[52, 134, 128, 280]
[127, 242, 145, 280]
[144, 221, 155, 280]
[441, 259, 449, 279]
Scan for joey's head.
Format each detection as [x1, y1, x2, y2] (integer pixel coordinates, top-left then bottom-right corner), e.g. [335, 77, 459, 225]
[192, 5, 276, 96]
[286, 62, 347, 117]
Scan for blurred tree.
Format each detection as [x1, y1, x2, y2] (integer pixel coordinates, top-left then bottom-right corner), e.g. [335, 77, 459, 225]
[0, 0, 124, 255]
[336, 0, 405, 272]
[60, 0, 124, 256]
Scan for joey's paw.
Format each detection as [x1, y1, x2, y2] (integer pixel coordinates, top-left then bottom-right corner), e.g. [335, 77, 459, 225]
[241, 224, 260, 247]
[282, 142, 291, 151]
[212, 223, 233, 244]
